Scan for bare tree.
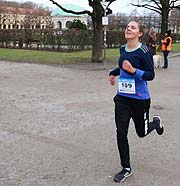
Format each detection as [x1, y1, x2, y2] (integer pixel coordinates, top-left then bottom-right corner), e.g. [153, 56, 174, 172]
[169, 9, 180, 33]
[49, 0, 116, 63]
[131, 0, 180, 36]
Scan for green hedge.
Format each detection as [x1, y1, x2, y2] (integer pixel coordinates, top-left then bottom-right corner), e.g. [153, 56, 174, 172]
[0, 29, 179, 51]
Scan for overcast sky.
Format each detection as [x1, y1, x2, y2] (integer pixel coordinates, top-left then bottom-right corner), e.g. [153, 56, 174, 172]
[11, 0, 146, 15]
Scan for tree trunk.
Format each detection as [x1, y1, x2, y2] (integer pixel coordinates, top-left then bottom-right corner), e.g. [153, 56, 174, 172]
[91, 1, 103, 63]
[91, 23, 103, 63]
[161, 10, 169, 37]
[161, 1, 170, 37]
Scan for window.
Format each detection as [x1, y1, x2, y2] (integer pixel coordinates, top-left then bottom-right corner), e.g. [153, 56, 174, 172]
[58, 21, 62, 29]
[66, 21, 71, 28]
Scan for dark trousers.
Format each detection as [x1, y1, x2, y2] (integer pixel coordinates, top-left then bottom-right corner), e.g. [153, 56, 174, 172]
[163, 51, 169, 68]
[113, 94, 157, 169]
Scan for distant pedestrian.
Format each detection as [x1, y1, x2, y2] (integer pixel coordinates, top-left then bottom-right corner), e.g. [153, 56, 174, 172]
[108, 20, 164, 183]
[161, 30, 172, 68]
[146, 27, 157, 55]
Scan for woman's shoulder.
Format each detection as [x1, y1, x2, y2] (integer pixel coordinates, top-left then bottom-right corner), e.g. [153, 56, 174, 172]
[120, 44, 126, 53]
[120, 44, 126, 49]
[139, 43, 150, 54]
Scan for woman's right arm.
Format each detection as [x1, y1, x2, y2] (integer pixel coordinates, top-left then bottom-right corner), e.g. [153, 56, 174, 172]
[109, 67, 120, 76]
[108, 67, 120, 86]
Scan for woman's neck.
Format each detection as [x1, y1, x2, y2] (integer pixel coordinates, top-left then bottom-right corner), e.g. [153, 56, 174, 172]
[126, 40, 140, 50]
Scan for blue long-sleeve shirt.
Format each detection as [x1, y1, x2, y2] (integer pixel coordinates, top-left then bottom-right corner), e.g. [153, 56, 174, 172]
[109, 43, 155, 100]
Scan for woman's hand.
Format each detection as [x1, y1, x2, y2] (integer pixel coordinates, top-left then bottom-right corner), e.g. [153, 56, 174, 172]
[122, 60, 136, 74]
[109, 75, 116, 86]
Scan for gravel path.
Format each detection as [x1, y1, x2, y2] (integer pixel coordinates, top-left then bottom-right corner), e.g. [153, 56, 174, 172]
[0, 55, 180, 186]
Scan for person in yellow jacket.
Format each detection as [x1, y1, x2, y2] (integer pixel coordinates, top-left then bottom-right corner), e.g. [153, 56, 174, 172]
[161, 30, 172, 68]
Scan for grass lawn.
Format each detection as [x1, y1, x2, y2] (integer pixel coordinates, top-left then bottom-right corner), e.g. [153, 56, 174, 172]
[0, 48, 92, 64]
[0, 43, 179, 64]
[170, 42, 180, 52]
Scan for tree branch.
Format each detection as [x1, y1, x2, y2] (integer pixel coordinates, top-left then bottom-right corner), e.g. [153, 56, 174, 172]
[173, 5, 180, 10]
[131, 3, 162, 14]
[106, 0, 116, 7]
[49, 0, 92, 16]
[169, 0, 180, 6]
[88, 0, 93, 7]
[169, 0, 180, 9]
[151, 0, 161, 9]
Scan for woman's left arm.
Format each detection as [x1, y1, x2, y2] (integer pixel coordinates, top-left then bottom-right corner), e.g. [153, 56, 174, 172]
[141, 51, 155, 81]
[130, 50, 155, 81]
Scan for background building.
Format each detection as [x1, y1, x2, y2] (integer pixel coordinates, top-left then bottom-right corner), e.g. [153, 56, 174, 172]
[0, 3, 50, 29]
[51, 4, 88, 29]
[0, 2, 88, 30]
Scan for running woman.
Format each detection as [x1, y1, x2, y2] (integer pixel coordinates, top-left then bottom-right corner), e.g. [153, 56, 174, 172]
[108, 20, 164, 183]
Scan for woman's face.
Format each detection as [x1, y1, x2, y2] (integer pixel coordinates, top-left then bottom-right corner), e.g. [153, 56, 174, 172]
[125, 21, 143, 40]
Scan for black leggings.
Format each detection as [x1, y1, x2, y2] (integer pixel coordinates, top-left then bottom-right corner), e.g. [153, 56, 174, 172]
[113, 94, 157, 168]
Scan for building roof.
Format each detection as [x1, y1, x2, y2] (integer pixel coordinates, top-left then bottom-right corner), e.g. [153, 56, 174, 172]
[0, 6, 50, 16]
[51, 4, 85, 17]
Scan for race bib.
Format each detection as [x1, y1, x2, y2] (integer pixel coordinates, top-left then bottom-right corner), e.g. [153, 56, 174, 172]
[118, 77, 136, 94]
